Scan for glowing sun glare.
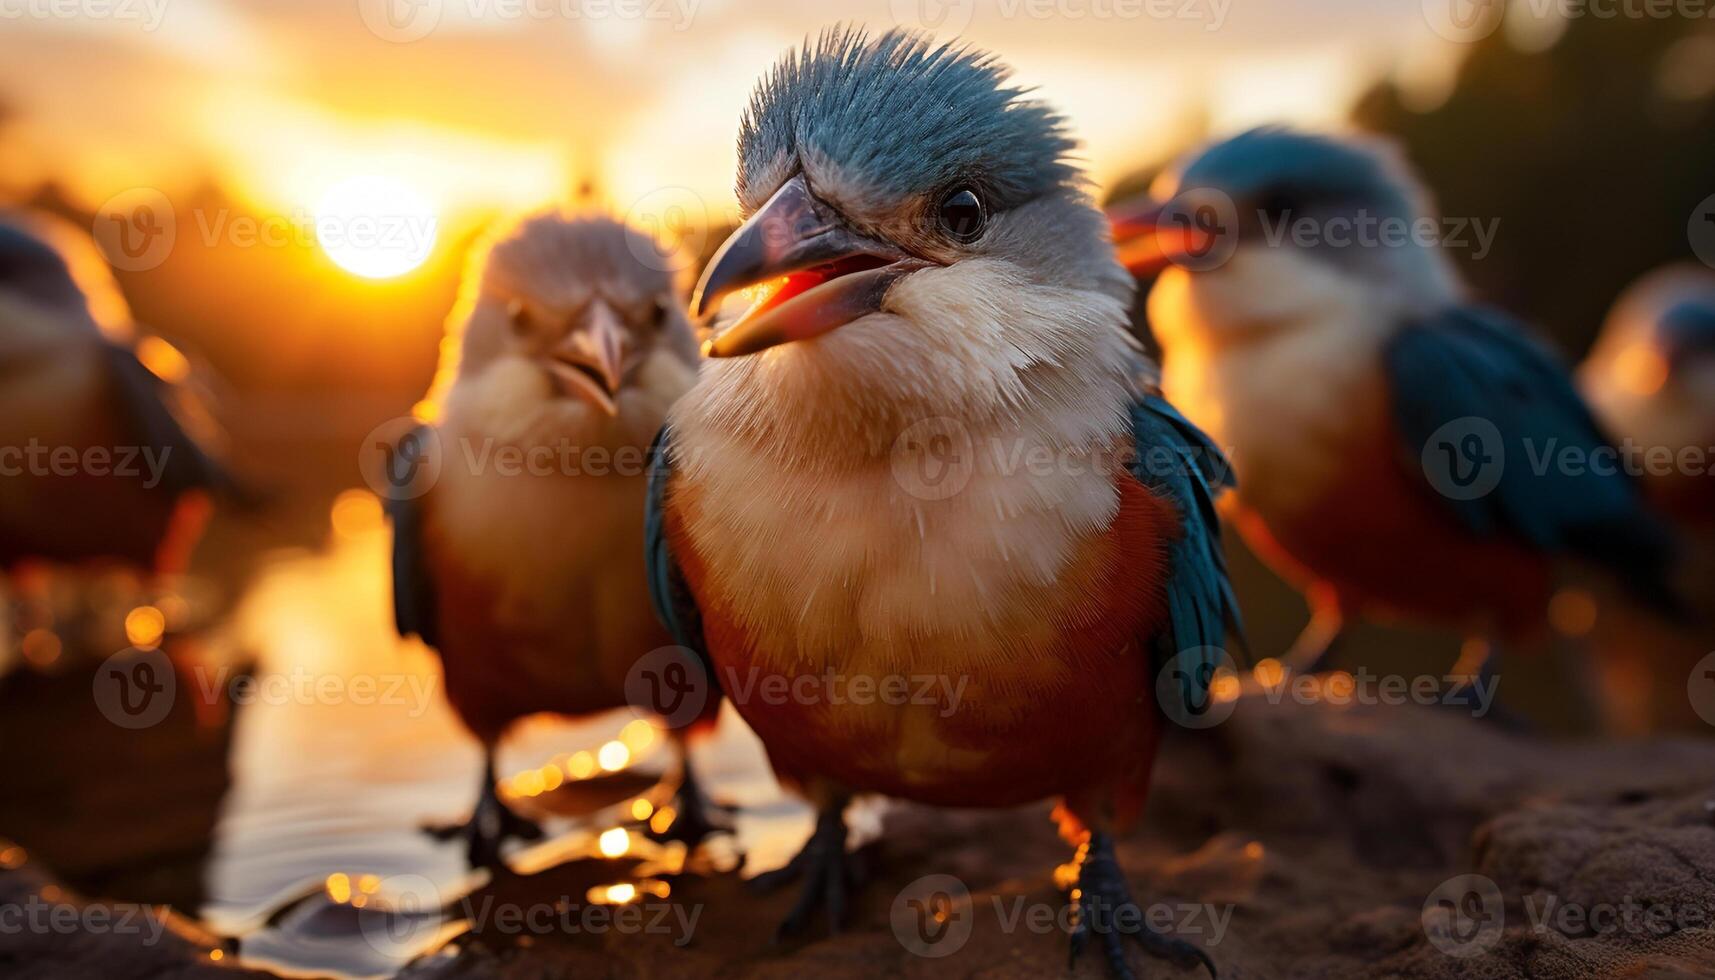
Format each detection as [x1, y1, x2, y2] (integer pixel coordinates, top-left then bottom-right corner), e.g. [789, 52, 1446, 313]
[314, 176, 439, 279]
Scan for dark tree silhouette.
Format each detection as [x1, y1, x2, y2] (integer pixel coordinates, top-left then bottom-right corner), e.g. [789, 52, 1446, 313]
[1354, 16, 1715, 354]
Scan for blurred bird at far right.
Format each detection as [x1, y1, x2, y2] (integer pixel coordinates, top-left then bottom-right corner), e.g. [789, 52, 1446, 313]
[1581, 265, 1715, 529]
[1576, 266, 1715, 733]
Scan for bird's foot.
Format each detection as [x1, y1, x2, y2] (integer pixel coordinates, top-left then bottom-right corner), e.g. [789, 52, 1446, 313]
[1440, 687, 1531, 732]
[747, 805, 861, 940]
[1067, 831, 1214, 980]
[1281, 610, 1343, 675]
[426, 792, 544, 872]
[1443, 646, 1529, 731]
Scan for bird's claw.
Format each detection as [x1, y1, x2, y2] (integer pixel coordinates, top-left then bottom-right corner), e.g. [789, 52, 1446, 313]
[426, 792, 544, 872]
[747, 805, 859, 941]
[1067, 831, 1215, 980]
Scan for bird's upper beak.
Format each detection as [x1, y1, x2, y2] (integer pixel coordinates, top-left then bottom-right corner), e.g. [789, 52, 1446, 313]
[546, 300, 626, 416]
[1108, 198, 1213, 278]
[692, 174, 931, 358]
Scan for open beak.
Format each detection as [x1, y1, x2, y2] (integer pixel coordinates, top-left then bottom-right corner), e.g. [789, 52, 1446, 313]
[1108, 199, 1213, 278]
[546, 300, 625, 416]
[691, 174, 931, 358]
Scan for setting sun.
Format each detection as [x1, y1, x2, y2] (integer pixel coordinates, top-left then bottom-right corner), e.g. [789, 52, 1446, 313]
[314, 175, 439, 280]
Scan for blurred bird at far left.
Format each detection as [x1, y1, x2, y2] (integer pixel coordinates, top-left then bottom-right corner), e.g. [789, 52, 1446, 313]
[0, 209, 238, 570]
[0, 209, 244, 673]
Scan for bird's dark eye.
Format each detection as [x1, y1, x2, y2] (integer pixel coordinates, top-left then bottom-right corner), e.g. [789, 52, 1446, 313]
[937, 187, 986, 243]
[507, 298, 530, 335]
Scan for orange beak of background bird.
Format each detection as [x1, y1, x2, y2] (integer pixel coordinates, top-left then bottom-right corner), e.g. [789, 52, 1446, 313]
[1108, 200, 1220, 278]
[692, 174, 932, 358]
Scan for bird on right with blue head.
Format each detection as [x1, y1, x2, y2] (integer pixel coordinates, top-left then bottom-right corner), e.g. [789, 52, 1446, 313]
[1111, 128, 1685, 691]
[1581, 265, 1715, 529]
[1576, 266, 1715, 732]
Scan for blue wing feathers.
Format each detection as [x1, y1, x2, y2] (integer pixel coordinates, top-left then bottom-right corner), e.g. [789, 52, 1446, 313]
[101, 342, 230, 497]
[1384, 307, 1681, 612]
[645, 425, 709, 660]
[1129, 394, 1243, 711]
[385, 427, 439, 648]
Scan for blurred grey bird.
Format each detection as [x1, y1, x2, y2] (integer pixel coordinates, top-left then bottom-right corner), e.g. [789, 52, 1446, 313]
[1581, 264, 1715, 527]
[0, 210, 232, 574]
[386, 211, 720, 871]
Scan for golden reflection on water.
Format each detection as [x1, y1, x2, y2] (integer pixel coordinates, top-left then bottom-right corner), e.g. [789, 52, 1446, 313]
[200, 512, 812, 978]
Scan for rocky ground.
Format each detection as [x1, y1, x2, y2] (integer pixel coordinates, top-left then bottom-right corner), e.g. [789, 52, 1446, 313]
[5, 665, 1715, 979]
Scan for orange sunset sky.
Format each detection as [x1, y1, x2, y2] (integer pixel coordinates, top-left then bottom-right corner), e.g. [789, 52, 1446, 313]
[0, 0, 1474, 233]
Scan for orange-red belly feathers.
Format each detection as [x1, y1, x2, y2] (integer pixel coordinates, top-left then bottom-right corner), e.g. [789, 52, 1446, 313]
[666, 470, 1179, 811]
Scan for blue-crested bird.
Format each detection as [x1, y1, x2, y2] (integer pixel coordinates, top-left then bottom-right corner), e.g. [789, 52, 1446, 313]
[646, 29, 1235, 978]
[387, 212, 721, 870]
[1581, 265, 1715, 527]
[0, 210, 229, 574]
[1111, 128, 1681, 677]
